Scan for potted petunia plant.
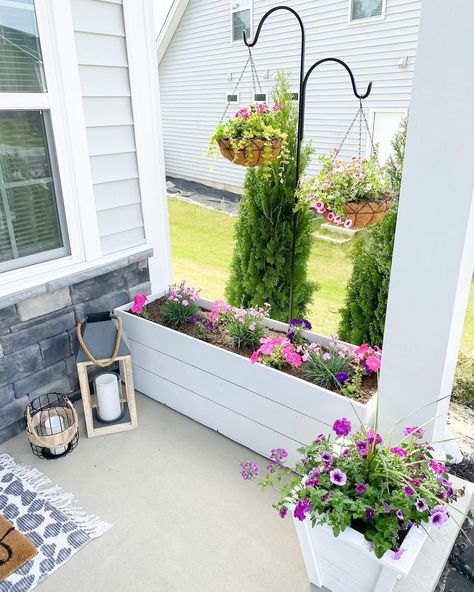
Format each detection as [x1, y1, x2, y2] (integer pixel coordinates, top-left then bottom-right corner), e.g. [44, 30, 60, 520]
[241, 416, 466, 592]
[298, 152, 393, 229]
[209, 102, 288, 167]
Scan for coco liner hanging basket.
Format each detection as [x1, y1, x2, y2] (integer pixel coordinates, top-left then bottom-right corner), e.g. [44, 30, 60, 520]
[344, 193, 393, 229]
[217, 136, 283, 167]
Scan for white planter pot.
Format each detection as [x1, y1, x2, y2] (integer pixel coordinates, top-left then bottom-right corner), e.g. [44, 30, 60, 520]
[115, 292, 377, 464]
[293, 515, 428, 592]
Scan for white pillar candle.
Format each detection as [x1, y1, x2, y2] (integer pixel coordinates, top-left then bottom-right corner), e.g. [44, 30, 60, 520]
[41, 413, 67, 456]
[95, 373, 122, 422]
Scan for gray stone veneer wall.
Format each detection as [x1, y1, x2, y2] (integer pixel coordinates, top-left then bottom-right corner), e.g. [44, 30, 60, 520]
[0, 259, 150, 444]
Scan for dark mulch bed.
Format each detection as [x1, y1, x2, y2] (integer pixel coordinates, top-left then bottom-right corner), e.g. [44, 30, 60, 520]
[129, 298, 377, 403]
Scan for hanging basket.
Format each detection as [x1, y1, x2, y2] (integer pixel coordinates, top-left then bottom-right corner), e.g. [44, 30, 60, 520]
[344, 195, 392, 229]
[217, 137, 283, 167]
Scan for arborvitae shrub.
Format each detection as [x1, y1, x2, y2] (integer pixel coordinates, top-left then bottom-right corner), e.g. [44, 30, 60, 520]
[225, 71, 317, 321]
[338, 118, 407, 346]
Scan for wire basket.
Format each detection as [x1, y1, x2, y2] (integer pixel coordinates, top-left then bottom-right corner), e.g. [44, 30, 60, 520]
[25, 393, 79, 460]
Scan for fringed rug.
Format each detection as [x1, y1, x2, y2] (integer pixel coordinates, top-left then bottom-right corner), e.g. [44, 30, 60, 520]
[0, 454, 111, 591]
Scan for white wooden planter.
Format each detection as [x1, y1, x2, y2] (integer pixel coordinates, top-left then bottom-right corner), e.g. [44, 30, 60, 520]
[293, 515, 428, 592]
[115, 292, 377, 464]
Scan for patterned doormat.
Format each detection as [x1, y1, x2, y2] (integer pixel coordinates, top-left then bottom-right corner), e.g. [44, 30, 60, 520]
[0, 454, 111, 591]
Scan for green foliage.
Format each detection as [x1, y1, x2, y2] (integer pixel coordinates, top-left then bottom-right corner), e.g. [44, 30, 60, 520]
[303, 344, 355, 391]
[452, 352, 474, 406]
[226, 71, 317, 321]
[338, 118, 408, 346]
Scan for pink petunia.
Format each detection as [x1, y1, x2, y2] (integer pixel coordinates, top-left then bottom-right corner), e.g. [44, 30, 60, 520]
[272, 103, 283, 111]
[134, 294, 148, 306]
[326, 212, 335, 222]
[131, 303, 143, 314]
[250, 351, 259, 364]
[334, 216, 343, 225]
[365, 355, 381, 372]
[344, 219, 353, 229]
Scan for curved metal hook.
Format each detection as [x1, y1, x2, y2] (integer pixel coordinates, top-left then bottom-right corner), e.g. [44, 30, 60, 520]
[303, 57, 372, 100]
[243, 5, 304, 48]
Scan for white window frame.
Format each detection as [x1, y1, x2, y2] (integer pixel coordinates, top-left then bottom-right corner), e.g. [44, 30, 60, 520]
[230, 0, 252, 44]
[0, 0, 101, 287]
[226, 91, 240, 103]
[366, 107, 408, 159]
[348, 0, 387, 25]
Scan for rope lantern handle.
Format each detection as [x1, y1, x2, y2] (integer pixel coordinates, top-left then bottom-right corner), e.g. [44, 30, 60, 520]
[76, 315, 123, 368]
[25, 394, 79, 444]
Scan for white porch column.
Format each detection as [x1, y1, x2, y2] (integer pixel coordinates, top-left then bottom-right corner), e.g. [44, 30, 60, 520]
[378, 0, 474, 444]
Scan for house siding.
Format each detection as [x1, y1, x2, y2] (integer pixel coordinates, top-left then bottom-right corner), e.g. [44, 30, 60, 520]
[71, 0, 145, 254]
[159, 0, 421, 191]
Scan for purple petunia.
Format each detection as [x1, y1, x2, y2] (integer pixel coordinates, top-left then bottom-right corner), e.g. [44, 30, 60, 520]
[403, 426, 424, 438]
[335, 372, 350, 385]
[279, 506, 288, 519]
[365, 507, 375, 520]
[270, 448, 288, 463]
[306, 467, 320, 488]
[382, 501, 391, 513]
[356, 440, 369, 457]
[321, 451, 333, 464]
[341, 448, 350, 457]
[390, 447, 408, 458]
[366, 429, 382, 445]
[314, 433, 326, 443]
[404, 486, 415, 496]
[290, 318, 312, 330]
[240, 461, 259, 480]
[332, 417, 352, 437]
[355, 483, 367, 495]
[396, 509, 404, 521]
[321, 492, 331, 503]
[415, 498, 428, 512]
[330, 469, 347, 486]
[294, 499, 312, 521]
[429, 510, 449, 527]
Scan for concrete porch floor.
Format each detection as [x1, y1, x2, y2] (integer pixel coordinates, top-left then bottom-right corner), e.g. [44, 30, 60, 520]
[0, 393, 472, 592]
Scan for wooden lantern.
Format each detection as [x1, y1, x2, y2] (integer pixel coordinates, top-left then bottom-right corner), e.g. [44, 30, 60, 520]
[76, 314, 137, 438]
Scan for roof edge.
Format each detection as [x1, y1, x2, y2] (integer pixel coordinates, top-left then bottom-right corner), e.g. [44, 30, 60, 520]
[156, 0, 190, 63]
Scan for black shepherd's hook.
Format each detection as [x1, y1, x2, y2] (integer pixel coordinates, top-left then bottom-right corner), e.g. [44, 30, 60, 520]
[241, 6, 373, 323]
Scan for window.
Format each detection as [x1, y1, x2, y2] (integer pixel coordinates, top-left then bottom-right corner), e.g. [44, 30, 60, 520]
[350, 0, 385, 22]
[254, 92, 266, 102]
[226, 92, 239, 103]
[291, 91, 299, 101]
[231, 0, 251, 43]
[0, 0, 68, 272]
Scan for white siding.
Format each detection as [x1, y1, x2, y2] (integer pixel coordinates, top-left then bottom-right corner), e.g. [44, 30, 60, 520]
[159, 0, 421, 191]
[71, 0, 145, 254]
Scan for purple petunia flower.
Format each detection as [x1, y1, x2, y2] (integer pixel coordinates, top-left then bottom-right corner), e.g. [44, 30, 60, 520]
[240, 461, 259, 480]
[390, 447, 408, 458]
[396, 509, 404, 520]
[321, 451, 333, 464]
[314, 433, 326, 443]
[356, 440, 369, 457]
[335, 372, 350, 385]
[366, 429, 382, 445]
[279, 506, 288, 519]
[414, 498, 428, 512]
[404, 486, 415, 496]
[429, 510, 449, 527]
[382, 501, 391, 513]
[294, 499, 312, 521]
[391, 548, 407, 560]
[332, 417, 352, 437]
[403, 426, 424, 438]
[365, 507, 375, 520]
[341, 448, 350, 457]
[270, 448, 288, 463]
[355, 483, 367, 495]
[290, 319, 312, 330]
[286, 331, 295, 343]
[330, 469, 347, 486]
[321, 492, 331, 503]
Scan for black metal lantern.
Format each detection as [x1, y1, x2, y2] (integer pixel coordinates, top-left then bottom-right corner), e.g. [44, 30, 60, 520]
[25, 393, 79, 459]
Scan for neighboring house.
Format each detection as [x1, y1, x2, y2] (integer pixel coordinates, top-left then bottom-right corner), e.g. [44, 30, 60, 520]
[158, 0, 421, 194]
[0, 0, 170, 442]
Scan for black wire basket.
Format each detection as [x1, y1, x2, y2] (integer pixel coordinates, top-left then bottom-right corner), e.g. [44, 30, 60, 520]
[25, 393, 79, 460]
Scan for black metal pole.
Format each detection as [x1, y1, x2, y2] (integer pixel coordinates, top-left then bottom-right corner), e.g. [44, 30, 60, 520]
[244, 7, 372, 323]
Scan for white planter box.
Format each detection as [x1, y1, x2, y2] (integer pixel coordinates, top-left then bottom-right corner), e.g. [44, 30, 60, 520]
[293, 515, 428, 592]
[115, 292, 377, 464]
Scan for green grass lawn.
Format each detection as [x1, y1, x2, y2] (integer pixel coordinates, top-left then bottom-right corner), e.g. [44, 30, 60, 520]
[168, 198, 474, 352]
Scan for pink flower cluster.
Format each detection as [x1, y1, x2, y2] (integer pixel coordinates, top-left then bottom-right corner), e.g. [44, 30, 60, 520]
[354, 343, 382, 373]
[312, 199, 353, 229]
[131, 294, 147, 314]
[210, 300, 270, 327]
[235, 102, 284, 119]
[209, 300, 233, 323]
[167, 281, 200, 307]
[250, 336, 303, 368]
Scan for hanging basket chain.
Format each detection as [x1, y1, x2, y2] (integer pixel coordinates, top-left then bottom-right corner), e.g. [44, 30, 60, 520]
[248, 46, 264, 97]
[332, 99, 378, 161]
[219, 54, 251, 124]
